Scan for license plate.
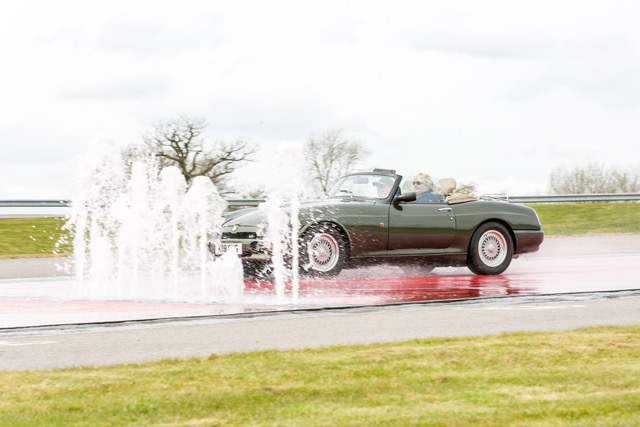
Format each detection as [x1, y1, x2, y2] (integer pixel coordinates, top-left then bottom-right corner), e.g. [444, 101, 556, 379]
[215, 242, 242, 256]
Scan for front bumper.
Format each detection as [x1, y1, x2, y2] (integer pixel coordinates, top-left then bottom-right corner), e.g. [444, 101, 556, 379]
[208, 226, 271, 261]
[513, 229, 544, 255]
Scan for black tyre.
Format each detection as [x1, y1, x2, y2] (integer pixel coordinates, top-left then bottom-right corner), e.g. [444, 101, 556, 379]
[242, 262, 273, 280]
[467, 222, 514, 275]
[300, 224, 347, 278]
[419, 264, 435, 274]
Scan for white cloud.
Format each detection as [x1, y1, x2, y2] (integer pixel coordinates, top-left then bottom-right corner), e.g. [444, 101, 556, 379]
[1, 0, 640, 199]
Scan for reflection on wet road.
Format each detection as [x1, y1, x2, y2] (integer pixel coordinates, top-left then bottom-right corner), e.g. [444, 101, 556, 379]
[246, 253, 639, 306]
[1, 253, 639, 329]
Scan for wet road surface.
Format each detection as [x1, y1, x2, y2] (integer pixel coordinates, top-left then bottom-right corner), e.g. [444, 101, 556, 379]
[1, 235, 639, 370]
[1, 235, 639, 329]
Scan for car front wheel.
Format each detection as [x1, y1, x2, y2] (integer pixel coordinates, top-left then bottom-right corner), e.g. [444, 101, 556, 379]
[242, 262, 273, 280]
[467, 222, 514, 275]
[300, 224, 347, 278]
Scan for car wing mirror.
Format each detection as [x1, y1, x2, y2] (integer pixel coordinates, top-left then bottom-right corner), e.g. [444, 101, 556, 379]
[394, 192, 417, 204]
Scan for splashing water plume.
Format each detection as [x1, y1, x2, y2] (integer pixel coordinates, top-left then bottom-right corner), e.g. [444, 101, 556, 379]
[259, 141, 305, 304]
[66, 138, 243, 302]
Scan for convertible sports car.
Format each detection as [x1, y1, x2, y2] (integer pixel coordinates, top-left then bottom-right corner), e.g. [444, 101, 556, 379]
[209, 169, 544, 277]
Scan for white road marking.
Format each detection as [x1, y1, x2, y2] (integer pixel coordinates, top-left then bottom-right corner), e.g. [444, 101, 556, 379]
[456, 304, 586, 311]
[0, 340, 56, 347]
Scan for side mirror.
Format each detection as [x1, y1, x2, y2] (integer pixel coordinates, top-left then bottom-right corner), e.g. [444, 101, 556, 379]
[394, 192, 417, 204]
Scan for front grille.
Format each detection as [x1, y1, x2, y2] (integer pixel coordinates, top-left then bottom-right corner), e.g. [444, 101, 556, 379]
[221, 232, 257, 240]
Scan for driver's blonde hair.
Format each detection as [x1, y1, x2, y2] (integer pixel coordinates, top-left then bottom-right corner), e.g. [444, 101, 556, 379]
[413, 173, 434, 188]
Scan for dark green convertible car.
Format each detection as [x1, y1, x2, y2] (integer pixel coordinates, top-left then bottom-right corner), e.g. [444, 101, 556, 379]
[210, 169, 544, 277]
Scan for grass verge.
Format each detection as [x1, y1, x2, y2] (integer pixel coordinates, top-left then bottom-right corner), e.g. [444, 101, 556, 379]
[1, 326, 639, 426]
[529, 202, 640, 236]
[0, 218, 72, 259]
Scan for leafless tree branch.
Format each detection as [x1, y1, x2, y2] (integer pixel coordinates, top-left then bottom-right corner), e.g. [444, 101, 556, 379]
[305, 130, 369, 197]
[133, 115, 257, 193]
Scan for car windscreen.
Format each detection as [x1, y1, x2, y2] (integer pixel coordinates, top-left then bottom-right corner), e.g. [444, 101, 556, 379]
[327, 174, 396, 199]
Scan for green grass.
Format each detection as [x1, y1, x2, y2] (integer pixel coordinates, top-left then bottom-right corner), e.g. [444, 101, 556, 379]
[0, 218, 72, 258]
[529, 202, 640, 236]
[1, 326, 639, 426]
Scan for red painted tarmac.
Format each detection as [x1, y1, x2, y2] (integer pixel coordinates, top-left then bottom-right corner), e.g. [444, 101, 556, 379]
[2, 253, 639, 329]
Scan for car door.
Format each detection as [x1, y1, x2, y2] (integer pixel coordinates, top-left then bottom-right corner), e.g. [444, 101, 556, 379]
[387, 202, 455, 253]
[340, 202, 391, 257]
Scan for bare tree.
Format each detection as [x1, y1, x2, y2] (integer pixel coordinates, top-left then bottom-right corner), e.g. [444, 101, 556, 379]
[135, 115, 257, 193]
[548, 163, 640, 194]
[305, 130, 369, 196]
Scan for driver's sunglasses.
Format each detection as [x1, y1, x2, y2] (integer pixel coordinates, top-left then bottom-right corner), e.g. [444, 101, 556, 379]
[413, 181, 428, 185]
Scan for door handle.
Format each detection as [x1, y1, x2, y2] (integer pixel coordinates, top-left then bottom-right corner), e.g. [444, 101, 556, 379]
[439, 207, 452, 213]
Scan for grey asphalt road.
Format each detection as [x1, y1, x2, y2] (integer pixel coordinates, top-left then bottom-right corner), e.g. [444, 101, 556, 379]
[1, 295, 640, 371]
[1, 234, 639, 371]
[0, 256, 73, 279]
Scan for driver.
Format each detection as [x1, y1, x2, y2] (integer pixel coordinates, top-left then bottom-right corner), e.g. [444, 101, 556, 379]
[373, 178, 394, 198]
[413, 173, 439, 202]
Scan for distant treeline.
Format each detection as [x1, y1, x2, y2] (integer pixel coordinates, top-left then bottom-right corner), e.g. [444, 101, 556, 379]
[549, 163, 640, 194]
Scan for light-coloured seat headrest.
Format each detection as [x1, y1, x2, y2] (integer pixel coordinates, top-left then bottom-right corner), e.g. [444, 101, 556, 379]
[437, 178, 456, 195]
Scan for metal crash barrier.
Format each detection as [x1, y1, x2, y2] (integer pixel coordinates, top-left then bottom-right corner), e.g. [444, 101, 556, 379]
[1, 194, 639, 218]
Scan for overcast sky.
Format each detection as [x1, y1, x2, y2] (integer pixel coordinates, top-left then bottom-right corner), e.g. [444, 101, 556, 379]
[2, 0, 639, 199]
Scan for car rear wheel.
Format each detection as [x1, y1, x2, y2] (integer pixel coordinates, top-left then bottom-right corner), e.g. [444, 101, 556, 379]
[467, 222, 514, 275]
[300, 224, 347, 278]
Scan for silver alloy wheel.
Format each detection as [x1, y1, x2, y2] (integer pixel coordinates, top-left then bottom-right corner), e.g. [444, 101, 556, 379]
[308, 232, 340, 272]
[477, 230, 508, 267]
